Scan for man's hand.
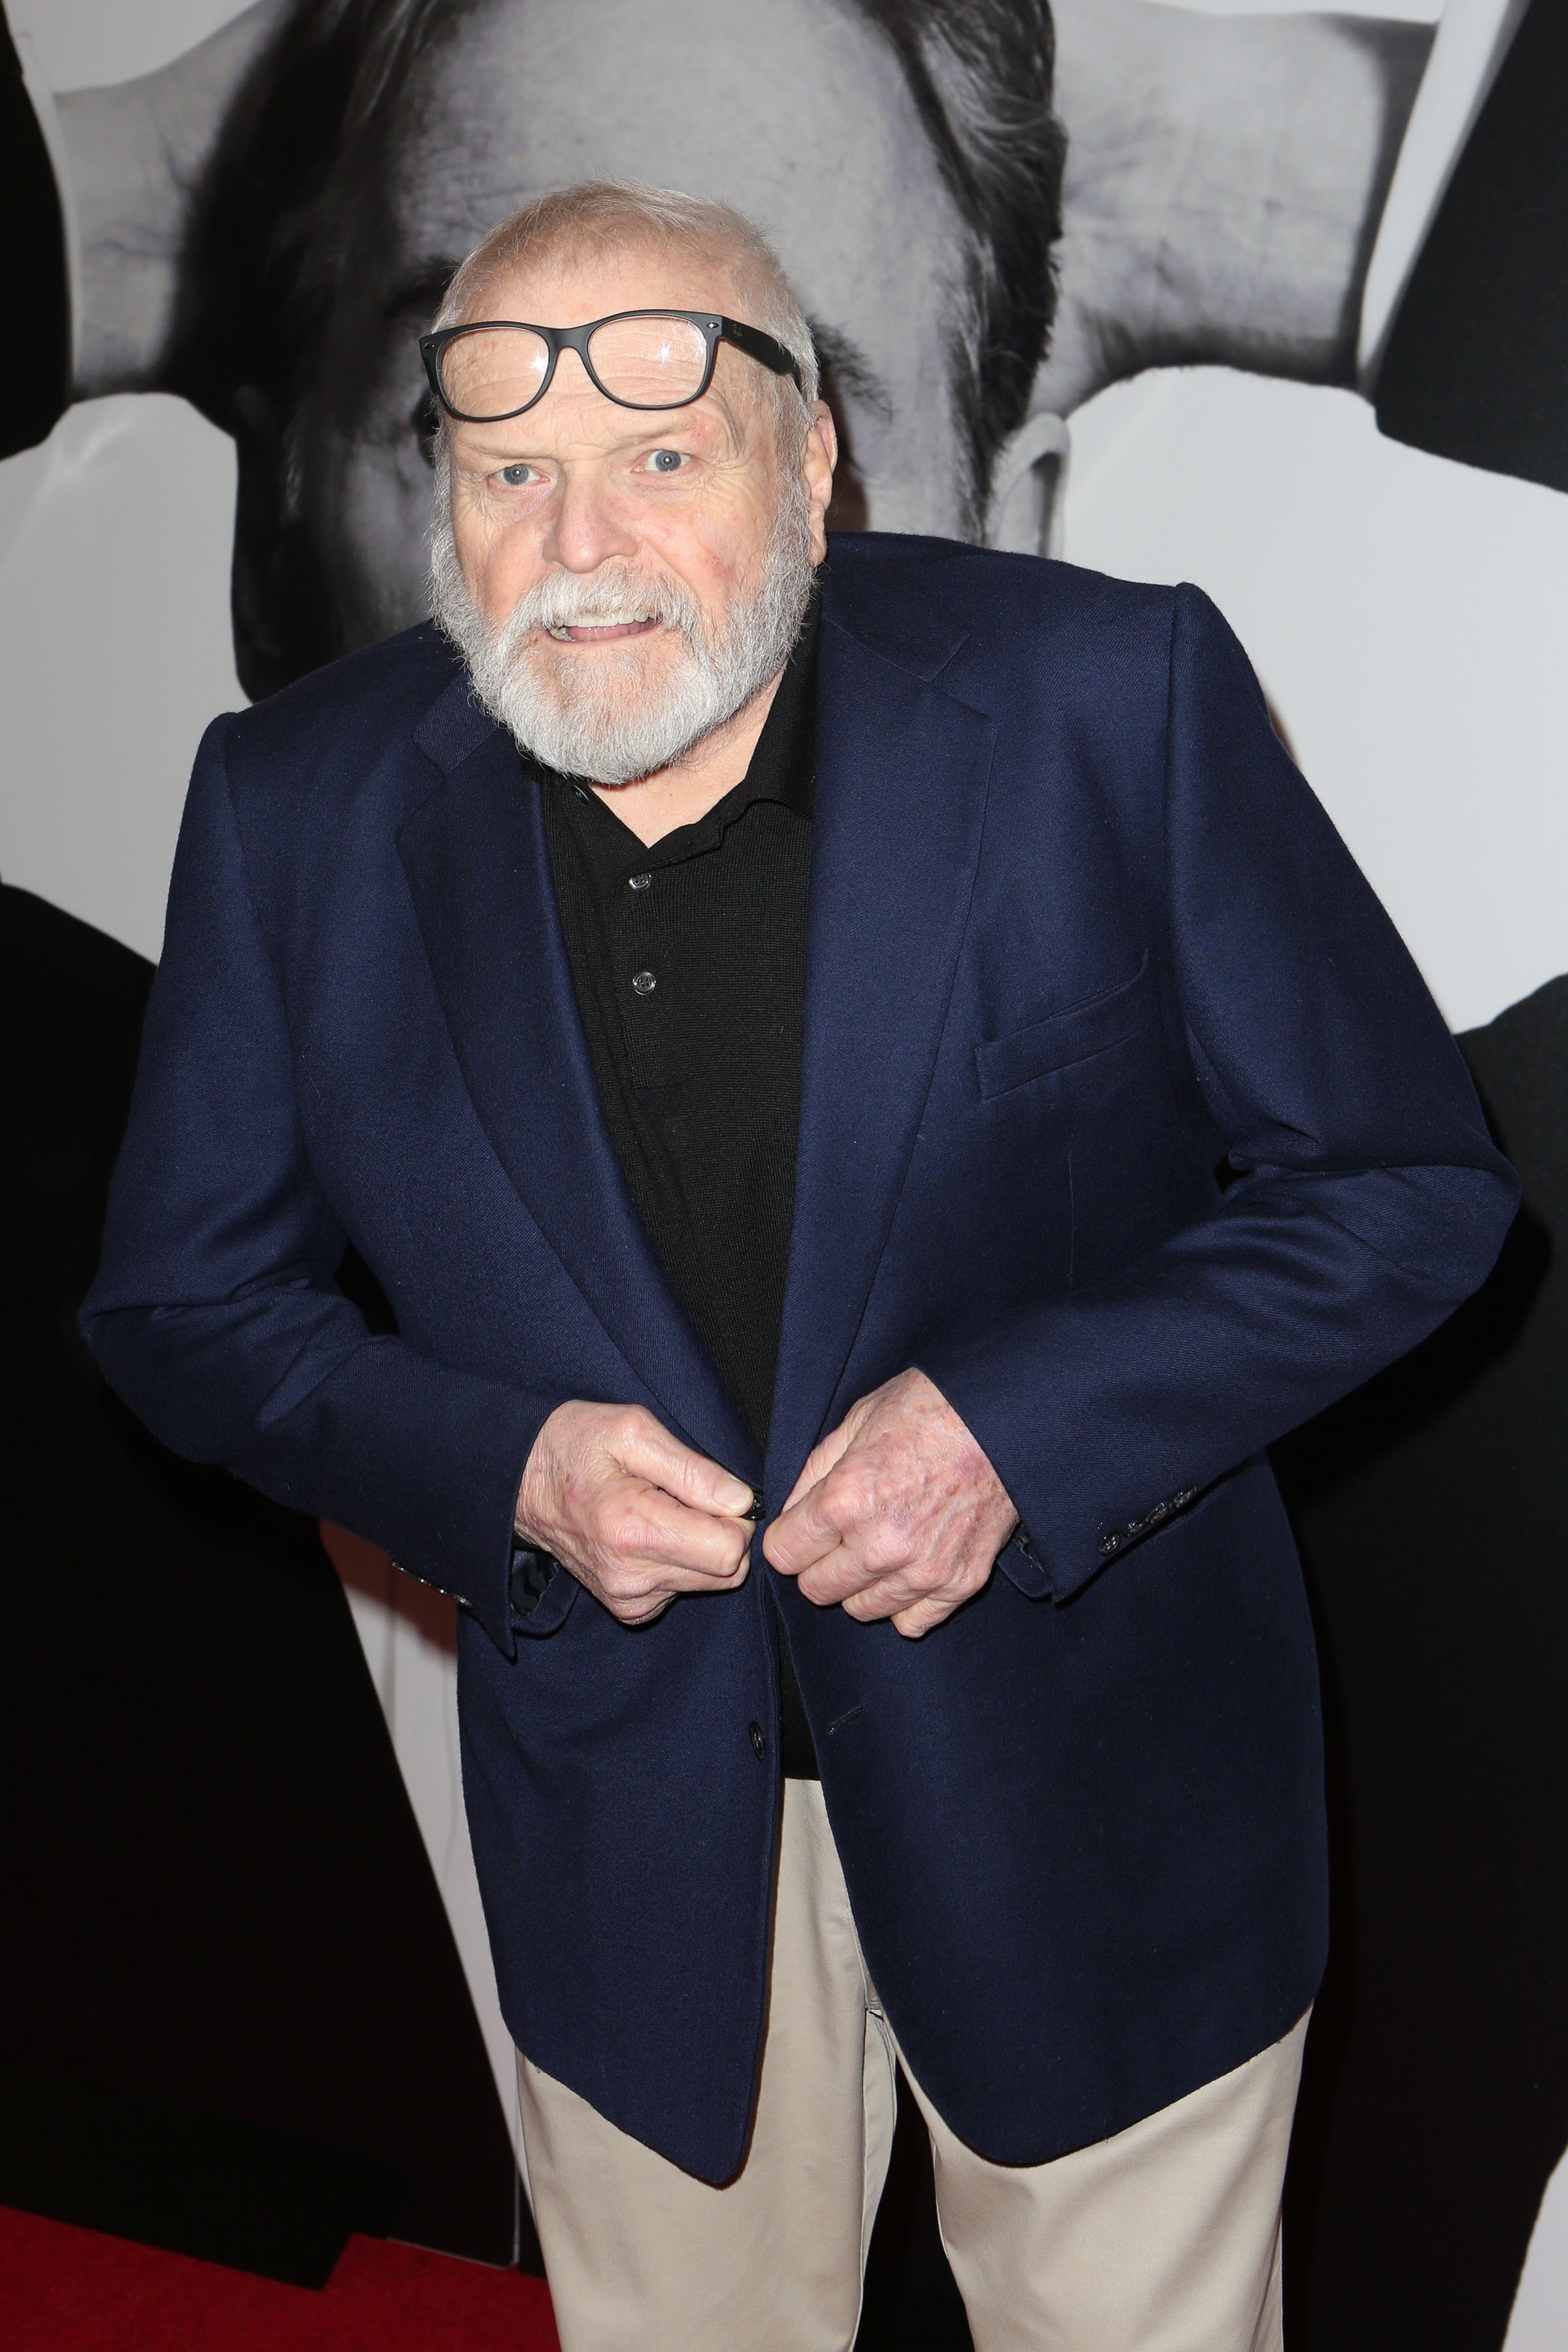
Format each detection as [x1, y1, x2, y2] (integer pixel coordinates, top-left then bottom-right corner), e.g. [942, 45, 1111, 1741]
[762, 1370, 1017, 1640]
[516, 1402, 755, 1626]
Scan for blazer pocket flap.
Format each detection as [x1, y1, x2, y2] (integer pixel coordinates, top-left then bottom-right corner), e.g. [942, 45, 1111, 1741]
[976, 956, 1150, 1100]
[513, 1555, 581, 1639]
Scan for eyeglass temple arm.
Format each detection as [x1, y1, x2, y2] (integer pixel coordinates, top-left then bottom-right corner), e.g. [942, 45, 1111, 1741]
[720, 316, 803, 391]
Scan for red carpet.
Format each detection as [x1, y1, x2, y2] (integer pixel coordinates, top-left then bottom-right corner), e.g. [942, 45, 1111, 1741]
[0, 2206, 560, 2349]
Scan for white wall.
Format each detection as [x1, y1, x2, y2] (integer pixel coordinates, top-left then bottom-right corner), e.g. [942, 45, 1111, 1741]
[1063, 366, 1568, 1033]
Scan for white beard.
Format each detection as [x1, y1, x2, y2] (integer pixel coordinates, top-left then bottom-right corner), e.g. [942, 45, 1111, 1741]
[429, 463, 815, 786]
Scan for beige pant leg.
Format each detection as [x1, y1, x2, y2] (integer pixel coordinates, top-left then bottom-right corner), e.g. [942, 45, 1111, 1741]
[898, 2012, 1309, 2352]
[515, 1779, 896, 2352]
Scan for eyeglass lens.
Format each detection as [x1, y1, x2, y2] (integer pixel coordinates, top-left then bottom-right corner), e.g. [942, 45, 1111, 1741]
[439, 326, 551, 420]
[438, 316, 712, 420]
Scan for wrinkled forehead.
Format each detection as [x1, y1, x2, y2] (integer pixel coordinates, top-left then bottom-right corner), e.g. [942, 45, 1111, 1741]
[381, 0, 964, 410]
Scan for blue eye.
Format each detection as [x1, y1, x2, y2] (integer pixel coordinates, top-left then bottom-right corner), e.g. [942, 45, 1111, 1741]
[649, 449, 684, 472]
[500, 463, 534, 486]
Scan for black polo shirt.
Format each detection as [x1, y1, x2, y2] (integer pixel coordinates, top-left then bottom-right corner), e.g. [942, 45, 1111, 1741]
[537, 599, 821, 1778]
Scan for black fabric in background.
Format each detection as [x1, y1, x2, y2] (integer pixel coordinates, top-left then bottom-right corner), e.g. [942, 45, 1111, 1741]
[541, 604, 821, 1777]
[0, 883, 532, 2279]
[1277, 976, 1568, 2352]
[0, 5, 69, 461]
[1376, 0, 1568, 491]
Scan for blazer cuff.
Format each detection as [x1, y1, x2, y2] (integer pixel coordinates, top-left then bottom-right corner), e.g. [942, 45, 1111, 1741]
[918, 1343, 1211, 1607]
[996, 1524, 1053, 1601]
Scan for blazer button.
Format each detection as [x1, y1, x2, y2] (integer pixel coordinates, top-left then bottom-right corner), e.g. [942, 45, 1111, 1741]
[749, 1720, 767, 1759]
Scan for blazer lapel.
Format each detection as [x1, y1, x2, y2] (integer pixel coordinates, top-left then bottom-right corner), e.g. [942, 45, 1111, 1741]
[398, 689, 757, 1478]
[766, 588, 997, 1499]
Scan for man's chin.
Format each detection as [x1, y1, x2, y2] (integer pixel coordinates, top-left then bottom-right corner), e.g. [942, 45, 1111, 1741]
[505, 668, 710, 785]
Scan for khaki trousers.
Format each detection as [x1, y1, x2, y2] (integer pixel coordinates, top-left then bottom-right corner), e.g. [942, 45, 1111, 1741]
[517, 1780, 1307, 2352]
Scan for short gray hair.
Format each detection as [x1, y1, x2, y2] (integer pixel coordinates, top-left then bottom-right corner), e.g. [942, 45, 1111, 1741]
[434, 180, 819, 447]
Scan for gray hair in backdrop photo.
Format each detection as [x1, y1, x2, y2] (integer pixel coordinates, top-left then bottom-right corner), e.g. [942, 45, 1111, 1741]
[163, 0, 1064, 697]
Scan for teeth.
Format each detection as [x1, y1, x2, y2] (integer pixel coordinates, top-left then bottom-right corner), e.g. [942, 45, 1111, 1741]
[543, 617, 649, 638]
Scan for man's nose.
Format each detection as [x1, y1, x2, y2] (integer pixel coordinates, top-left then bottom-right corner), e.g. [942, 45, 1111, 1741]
[540, 463, 638, 575]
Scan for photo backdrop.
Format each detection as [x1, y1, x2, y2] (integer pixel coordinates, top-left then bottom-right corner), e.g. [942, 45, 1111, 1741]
[3, 0, 1563, 2342]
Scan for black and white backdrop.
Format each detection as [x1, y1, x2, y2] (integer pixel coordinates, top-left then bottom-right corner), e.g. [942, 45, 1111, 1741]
[1, 1, 1563, 2344]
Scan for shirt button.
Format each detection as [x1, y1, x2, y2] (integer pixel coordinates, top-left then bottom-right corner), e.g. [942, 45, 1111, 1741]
[629, 872, 652, 891]
[749, 1720, 766, 1759]
[572, 785, 590, 803]
[631, 970, 656, 996]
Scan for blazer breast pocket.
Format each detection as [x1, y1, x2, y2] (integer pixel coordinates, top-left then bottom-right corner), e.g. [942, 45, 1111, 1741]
[975, 955, 1151, 1102]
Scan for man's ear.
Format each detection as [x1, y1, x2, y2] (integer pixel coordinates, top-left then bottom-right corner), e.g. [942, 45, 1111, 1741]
[802, 398, 838, 561]
[985, 411, 1070, 557]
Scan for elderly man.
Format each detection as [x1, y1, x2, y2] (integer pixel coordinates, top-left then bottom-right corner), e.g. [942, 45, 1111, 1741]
[84, 183, 1515, 2351]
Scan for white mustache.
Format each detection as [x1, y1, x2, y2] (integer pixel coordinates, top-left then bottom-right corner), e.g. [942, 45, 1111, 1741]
[506, 566, 702, 644]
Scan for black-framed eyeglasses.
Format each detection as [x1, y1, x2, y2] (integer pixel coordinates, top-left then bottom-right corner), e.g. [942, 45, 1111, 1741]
[419, 308, 804, 425]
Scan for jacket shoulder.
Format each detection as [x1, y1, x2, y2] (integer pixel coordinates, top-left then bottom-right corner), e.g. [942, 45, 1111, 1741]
[197, 625, 466, 934]
[823, 532, 1176, 655]
[217, 623, 463, 792]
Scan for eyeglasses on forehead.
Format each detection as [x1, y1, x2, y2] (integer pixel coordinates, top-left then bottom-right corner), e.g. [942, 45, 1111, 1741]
[419, 308, 804, 425]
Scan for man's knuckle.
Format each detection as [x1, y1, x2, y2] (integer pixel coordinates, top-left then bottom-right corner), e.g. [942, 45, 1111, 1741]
[832, 1473, 876, 1530]
[862, 1522, 907, 1573]
[606, 1512, 649, 1558]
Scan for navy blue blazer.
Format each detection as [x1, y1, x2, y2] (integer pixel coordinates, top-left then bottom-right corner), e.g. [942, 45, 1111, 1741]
[84, 536, 1516, 2180]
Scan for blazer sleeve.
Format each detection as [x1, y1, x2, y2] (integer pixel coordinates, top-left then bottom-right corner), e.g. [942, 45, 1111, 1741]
[79, 717, 558, 1656]
[921, 582, 1520, 1600]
